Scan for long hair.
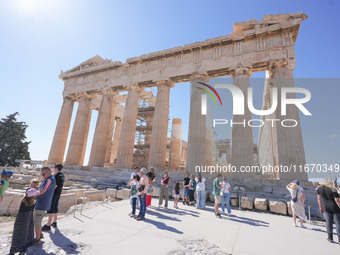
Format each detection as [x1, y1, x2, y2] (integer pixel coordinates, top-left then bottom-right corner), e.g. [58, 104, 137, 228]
[175, 182, 180, 192]
[22, 195, 35, 207]
[197, 173, 202, 183]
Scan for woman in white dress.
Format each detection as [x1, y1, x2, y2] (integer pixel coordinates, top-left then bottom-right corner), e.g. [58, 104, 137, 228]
[286, 182, 307, 228]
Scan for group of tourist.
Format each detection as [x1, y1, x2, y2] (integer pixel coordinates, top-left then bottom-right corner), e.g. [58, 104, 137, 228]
[126, 169, 232, 219]
[2, 166, 340, 253]
[126, 168, 340, 243]
[1, 164, 65, 254]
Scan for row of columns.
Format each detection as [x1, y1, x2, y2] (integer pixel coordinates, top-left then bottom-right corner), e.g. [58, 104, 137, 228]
[48, 58, 307, 180]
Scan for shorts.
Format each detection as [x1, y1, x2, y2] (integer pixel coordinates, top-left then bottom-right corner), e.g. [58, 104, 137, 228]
[214, 195, 221, 204]
[34, 209, 45, 227]
[184, 187, 189, 197]
[47, 194, 61, 214]
[174, 194, 180, 199]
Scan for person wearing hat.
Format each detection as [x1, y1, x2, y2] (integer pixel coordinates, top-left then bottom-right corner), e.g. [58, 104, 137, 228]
[317, 178, 340, 243]
[0, 170, 13, 204]
[9, 188, 40, 255]
[287, 181, 307, 228]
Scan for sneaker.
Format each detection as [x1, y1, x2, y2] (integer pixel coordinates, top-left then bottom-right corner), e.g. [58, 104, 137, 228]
[293, 224, 297, 227]
[41, 225, 51, 231]
[327, 238, 334, 243]
[136, 216, 145, 221]
[128, 213, 134, 217]
[215, 213, 222, 219]
[51, 222, 57, 228]
[300, 224, 306, 229]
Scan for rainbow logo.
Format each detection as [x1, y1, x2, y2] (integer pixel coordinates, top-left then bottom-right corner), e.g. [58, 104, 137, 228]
[196, 82, 222, 106]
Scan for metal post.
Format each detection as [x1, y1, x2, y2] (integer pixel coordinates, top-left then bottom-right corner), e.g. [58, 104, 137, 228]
[308, 205, 311, 225]
[81, 191, 85, 215]
[239, 195, 241, 211]
[73, 194, 77, 217]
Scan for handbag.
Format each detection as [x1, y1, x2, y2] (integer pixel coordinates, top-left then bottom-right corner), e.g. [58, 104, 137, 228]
[292, 189, 298, 203]
[138, 184, 145, 193]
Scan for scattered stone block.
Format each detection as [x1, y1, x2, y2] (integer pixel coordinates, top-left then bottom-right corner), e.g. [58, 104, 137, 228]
[106, 188, 117, 199]
[77, 197, 89, 205]
[116, 189, 131, 200]
[84, 190, 105, 201]
[254, 198, 268, 211]
[287, 201, 293, 216]
[269, 200, 287, 215]
[241, 197, 254, 210]
[59, 193, 77, 213]
[230, 195, 239, 207]
[0, 191, 24, 216]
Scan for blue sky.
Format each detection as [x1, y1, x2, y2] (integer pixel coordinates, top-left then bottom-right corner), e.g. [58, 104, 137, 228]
[0, 0, 339, 175]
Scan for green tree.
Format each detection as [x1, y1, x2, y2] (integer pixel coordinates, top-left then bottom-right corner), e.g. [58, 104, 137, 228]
[0, 112, 31, 166]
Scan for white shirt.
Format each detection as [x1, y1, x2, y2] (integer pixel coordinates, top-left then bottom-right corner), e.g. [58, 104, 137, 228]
[221, 182, 230, 193]
[195, 177, 206, 191]
[130, 172, 140, 181]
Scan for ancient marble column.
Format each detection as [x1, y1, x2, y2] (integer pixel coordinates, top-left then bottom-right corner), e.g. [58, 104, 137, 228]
[270, 59, 308, 181]
[110, 117, 122, 164]
[88, 92, 115, 167]
[104, 101, 117, 164]
[48, 97, 74, 164]
[186, 73, 209, 172]
[65, 96, 92, 166]
[169, 118, 182, 170]
[148, 81, 171, 171]
[230, 66, 255, 179]
[115, 85, 141, 169]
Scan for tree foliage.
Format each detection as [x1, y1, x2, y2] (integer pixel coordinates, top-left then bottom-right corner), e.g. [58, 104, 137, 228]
[0, 112, 31, 166]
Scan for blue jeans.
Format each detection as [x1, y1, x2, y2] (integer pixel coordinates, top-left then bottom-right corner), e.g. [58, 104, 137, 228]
[324, 211, 340, 242]
[221, 193, 231, 214]
[131, 197, 137, 215]
[138, 194, 147, 217]
[196, 190, 206, 208]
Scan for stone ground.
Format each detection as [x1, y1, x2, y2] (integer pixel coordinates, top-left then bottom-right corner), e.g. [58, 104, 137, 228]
[0, 199, 339, 255]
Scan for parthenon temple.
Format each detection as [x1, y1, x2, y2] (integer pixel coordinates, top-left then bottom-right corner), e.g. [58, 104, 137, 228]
[48, 12, 308, 181]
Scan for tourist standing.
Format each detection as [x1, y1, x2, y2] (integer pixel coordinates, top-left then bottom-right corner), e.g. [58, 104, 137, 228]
[34, 167, 56, 244]
[213, 174, 223, 218]
[183, 172, 190, 205]
[317, 178, 340, 243]
[136, 168, 149, 221]
[130, 167, 140, 181]
[146, 167, 156, 207]
[127, 174, 140, 218]
[174, 182, 180, 209]
[221, 177, 231, 215]
[188, 174, 196, 206]
[29, 178, 39, 190]
[195, 173, 206, 209]
[0, 170, 13, 204]
[286, 181, 307, 228]
[9, 188, 40, 255]
[42, 163, 65, 231]
[158, 171, 171, 208]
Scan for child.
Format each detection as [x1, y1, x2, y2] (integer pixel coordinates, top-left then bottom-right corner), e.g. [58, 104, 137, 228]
[127, 175, 140, 218]
[0, 170, 13, 204]
[174, 182, 180, 209]
[29, 178, 39, 189]
[9, 188, 40, 255]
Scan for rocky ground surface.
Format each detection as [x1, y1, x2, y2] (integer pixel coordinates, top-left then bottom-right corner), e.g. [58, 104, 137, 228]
[0, 199, 338, 255]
